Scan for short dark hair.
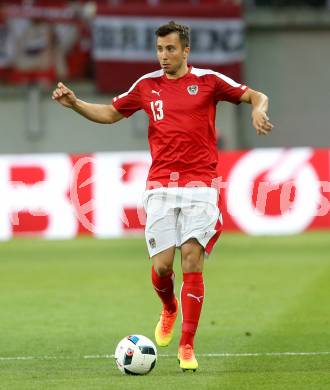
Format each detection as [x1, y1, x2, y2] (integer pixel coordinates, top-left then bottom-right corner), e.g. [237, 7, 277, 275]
[155, 21, 190, 48]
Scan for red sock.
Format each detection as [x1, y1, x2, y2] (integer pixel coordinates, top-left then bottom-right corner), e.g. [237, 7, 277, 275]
[151, 266, 176, 313]
[179, 272, 204, 348]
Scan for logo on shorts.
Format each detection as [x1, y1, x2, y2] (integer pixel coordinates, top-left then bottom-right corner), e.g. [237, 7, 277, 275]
[149, 238, 156, 248]
[187, 85, 198, 95]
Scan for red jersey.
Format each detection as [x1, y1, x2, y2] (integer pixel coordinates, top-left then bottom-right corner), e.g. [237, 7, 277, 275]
[112, 66, 247, 188]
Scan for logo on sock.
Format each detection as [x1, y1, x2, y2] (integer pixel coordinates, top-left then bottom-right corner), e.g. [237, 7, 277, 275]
[187, 293, 204, 303]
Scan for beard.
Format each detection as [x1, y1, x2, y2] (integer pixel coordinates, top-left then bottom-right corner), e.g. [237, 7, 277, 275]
[163, 61, 183, 75]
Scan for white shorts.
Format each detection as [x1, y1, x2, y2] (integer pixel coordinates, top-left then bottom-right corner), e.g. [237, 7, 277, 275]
[143, 187, 223, 258]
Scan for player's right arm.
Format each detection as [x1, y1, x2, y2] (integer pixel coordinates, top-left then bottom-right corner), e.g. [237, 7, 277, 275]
[52, 82, 124, 124]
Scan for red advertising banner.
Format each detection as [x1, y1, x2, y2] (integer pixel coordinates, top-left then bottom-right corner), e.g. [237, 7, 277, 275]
[93, 4, 244, 92]
[0, 149, 329, 241]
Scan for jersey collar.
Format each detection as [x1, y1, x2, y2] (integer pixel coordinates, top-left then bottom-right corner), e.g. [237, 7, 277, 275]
[162, 65, 192, 82]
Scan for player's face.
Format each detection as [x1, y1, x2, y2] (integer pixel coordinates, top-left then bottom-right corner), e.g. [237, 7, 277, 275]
[156, 33, 190, 77]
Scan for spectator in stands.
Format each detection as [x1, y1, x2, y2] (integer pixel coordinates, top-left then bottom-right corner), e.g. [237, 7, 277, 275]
[0, 6, 14, 83]
[11, 17, 56, 87]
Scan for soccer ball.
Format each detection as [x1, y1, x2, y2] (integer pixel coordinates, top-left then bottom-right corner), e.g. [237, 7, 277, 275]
[115, 335, 157, 375]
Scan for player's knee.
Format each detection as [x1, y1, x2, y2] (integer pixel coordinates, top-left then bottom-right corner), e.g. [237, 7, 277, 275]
[181, 251, 204, 273]
[153, 262, 173, 277]
[182, 253, 203, 273]
[151, 246, 175, 276]
[181, 240, 204, 273]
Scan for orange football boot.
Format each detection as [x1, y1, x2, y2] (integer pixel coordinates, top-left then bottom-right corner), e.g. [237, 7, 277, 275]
[154, 297, 179, 347]
[177, 344, 198, 371]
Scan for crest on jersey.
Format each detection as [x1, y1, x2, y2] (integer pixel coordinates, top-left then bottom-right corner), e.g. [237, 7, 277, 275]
[187, 85, 198, 95]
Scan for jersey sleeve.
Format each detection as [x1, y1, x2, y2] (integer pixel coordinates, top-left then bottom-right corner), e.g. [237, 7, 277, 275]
[112, 81, 142, 118]
[213, 73, 248, 104]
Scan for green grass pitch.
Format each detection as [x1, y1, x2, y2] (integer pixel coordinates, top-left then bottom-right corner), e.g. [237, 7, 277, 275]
[0, 232, 329, 389]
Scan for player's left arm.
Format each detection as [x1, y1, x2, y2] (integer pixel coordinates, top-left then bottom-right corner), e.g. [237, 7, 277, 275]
[240, 88, 274, 135]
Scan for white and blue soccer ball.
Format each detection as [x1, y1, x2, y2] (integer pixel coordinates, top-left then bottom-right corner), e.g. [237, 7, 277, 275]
[115, 335, 157, 375]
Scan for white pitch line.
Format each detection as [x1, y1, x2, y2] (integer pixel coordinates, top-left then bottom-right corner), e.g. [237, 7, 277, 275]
[0, 351, 330, 361]
[199, 352, 330, 357]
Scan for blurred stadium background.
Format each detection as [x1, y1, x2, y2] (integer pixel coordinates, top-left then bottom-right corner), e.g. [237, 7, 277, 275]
[0, 1, 329, 389]
[0, 0, 329, 239]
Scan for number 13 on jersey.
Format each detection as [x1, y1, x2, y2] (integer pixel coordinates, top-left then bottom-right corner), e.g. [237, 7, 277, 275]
[150, 100, 164, 121]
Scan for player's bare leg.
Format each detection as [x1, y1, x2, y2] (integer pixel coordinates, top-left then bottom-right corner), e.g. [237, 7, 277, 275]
[178, 238, 204, 371]
[152, 246, 179, 347]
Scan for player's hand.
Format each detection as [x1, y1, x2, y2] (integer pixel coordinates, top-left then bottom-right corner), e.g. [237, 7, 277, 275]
[52, 82, 77, 108]
[252, 109, 274, 135]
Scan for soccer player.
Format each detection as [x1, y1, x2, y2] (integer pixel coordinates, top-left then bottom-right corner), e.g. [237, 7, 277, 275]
[52, 21, 273, 371]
